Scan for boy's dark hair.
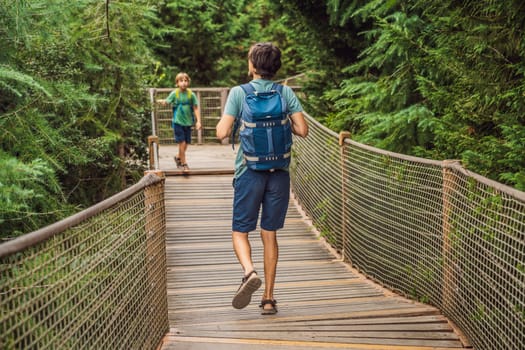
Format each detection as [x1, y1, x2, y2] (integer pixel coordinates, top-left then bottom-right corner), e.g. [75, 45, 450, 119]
[248, 42, 281, 79]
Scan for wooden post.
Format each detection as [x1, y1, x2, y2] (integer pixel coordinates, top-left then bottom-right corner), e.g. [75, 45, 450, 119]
[220, 88, 228, 115]
[149, 88, 157, 136]
[336, 131, 352, 262]
[195, 91, 203, 145]
[442, 160, 461, 313]
[148, 135, 159, 170]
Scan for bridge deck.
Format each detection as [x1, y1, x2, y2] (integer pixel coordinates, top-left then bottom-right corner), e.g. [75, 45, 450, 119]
[158, 144, 465, 350]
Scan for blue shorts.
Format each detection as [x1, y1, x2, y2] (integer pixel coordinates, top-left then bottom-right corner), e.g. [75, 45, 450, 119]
[232, 169, 290, 233]
[173, 123, 192, 144]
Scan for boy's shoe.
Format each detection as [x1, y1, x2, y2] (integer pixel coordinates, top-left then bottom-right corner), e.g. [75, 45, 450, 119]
[174, 156, 182, 168]
[232, 270, 261, 309]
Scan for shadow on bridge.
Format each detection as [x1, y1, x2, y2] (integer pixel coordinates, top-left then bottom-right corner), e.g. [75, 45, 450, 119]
[158, 144, 466, 350]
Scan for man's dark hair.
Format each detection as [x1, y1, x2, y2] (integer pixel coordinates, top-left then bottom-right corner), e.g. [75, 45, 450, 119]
[248, 42, 281, 79]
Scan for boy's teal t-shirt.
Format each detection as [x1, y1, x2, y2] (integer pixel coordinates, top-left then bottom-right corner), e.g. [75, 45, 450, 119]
[166, 89, 198, 126]
[224, 79, 304, 178]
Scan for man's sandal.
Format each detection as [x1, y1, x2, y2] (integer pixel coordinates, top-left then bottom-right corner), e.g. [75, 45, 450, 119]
[174, 157, 182, 168]
[259, 299, 278, 315]
[182, 164, 190, 172]
[232, 270, 261, 309]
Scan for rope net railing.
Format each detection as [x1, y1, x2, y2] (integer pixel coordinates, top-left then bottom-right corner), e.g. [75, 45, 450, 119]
[290, 117, 343, 249]
[0, 173, 168, 350]
[291, 113, 525, 350]
[441, 164, 525, 350]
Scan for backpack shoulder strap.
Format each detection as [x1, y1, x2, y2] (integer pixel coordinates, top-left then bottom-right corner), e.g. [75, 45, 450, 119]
[174, 88, 193, 105]
[271, 83, 283, 93]
[271, 83, 287, 116]
[240, 83, 255, 95]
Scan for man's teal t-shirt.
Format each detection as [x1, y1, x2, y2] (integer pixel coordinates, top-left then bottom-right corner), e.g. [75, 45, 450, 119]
[166, 89, 198, 126]
[224, 79, 304, 178]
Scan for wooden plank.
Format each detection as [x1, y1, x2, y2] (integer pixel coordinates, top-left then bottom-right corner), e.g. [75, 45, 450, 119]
[176, 331, 462, 344]
[162, 336, 462, 350]
[157, 144, 235, 171]
[159, 168, 465, 350]
[194, 315, 451, 330]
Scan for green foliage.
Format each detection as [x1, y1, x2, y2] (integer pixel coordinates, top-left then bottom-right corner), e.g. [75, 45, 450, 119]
[0, 66, 50, 98]
[154, 0, 304, 87]
[269, 0, 367, 117]
[0, 153, 72, 236]
[1, 0, 159, 238]
[2, 0, 524, 239]
[154, 0, 246, 86]
[321, 0, 525, 189]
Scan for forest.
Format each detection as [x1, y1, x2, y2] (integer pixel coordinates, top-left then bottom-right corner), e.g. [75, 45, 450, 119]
[1, 0, 524, 238]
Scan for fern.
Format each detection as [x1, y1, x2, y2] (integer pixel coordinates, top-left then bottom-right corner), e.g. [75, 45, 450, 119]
[0, 65, 51, 97]
[0, 153, 70, 237]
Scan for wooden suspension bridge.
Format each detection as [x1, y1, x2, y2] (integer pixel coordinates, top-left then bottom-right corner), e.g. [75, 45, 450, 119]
[156, 144, 468, 350]
[3, 87, 523, 350]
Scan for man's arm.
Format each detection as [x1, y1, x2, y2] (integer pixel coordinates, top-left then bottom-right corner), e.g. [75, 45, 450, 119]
[216, 114, 236, 140]
[289, 112, 308, 138]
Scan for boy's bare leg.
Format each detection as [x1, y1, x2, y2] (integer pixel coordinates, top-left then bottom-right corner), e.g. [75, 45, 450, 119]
[232, 231, 255, 275]
[178, 141, 188, 165]
[260, 229, 278, 308]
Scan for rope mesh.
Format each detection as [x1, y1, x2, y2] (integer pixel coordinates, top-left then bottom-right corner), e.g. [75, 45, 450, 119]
[0, 179, 168, 349]
[343, 144, 444, 306]
[441, 167, 525, 350]
[152, 88, 228, 144]
[290, 117, 343, 249]
[291, 113, 525, 350]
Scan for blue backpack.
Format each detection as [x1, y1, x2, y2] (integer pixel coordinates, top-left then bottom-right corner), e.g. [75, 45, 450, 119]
[232, 83, 292, 171]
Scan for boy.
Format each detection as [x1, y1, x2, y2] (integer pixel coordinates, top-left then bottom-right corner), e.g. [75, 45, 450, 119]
[216, 42, 308, 315]
[159, 72, 201, 172]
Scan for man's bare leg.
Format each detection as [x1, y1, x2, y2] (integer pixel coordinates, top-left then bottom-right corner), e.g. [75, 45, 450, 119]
[231, 231, 261, 309]
[260, 229, 278, 311]
[232, 231, 255, 275]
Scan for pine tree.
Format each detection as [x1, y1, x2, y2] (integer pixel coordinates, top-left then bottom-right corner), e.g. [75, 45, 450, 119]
[323, 0, 525, 189]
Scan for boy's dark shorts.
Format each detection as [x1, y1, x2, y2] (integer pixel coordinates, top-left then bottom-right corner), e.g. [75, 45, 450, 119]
[232, 169, 290, 233]
[173, 123, 192, 144]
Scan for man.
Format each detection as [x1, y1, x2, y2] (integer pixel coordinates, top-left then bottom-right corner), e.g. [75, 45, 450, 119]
[216, 42, 308, 315]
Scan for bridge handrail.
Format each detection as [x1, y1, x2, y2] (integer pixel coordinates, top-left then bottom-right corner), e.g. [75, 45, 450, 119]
[0, 173, 162, 258]
[0, 172, 168, 349]
[290, 112, 525, 350]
